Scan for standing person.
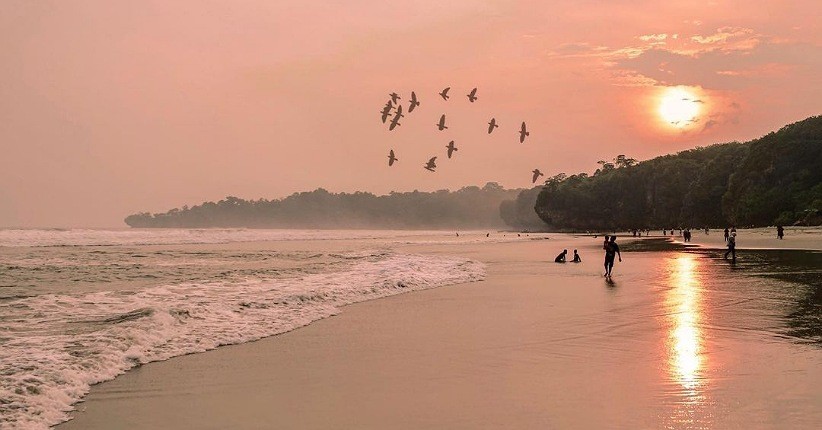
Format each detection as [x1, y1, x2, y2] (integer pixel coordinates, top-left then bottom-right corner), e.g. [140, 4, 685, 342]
[724, 227, 730, 243]
[724, 231, 737, 262]
[777, 225, 784, 240]
[604, 236, 622, 278]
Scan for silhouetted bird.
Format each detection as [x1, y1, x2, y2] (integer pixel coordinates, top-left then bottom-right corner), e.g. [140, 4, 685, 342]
[388, 150, 398, 166]
[424, 157, 437, 172]
[390, 92, 401, 104]
[446, 140, 458, 158]
[439, 87, 450, 101]
[532, 169, 543, 183]
[467, 87, 478, 103]
[436, 114, 448, 131]
[389, 105, 404, 130]
[408, 91, 420, 113]
[519, 122, 529, 143]
[487, 118, 498, 134]
[380, 104, 392, 123]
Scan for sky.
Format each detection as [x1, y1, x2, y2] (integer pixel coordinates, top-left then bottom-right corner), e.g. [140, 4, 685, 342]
[1, 0, 820, 227]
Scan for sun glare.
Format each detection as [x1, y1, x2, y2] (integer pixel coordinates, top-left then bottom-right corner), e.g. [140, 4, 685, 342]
[658, 87, 702, 129]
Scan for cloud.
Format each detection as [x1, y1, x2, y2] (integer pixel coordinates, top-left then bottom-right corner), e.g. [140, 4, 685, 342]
[546, 26, 821, 90]
[638, 33, 668, 42]
[691, 26, 756, 45]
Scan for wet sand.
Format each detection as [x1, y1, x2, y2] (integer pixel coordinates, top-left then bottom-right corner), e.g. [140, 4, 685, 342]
[59, 237, 822, 429]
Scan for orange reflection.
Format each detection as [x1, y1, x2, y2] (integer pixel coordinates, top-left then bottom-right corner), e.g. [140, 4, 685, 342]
[666, 255, 704, 391]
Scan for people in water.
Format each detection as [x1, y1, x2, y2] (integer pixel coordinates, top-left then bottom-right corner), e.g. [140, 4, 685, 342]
[603, 236, 622, 278]
[555, 249, 568, 263]
[777, 225, 784, 240]
[571, 250, 581, 263]
[724, 231, 737, 262]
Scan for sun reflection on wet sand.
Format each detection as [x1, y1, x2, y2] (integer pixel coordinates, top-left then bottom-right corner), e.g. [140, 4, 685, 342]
[663, 255, 709, 428]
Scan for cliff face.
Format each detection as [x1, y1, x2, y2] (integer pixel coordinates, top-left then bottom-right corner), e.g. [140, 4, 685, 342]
[502, 116, 822, 230]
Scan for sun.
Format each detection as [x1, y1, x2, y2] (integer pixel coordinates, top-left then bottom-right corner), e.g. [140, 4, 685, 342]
[658, 87, 702, 128]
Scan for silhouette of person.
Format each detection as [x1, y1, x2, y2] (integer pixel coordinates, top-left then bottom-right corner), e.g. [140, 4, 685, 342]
[724, 231, 737, 262]
[777, 225, 784, 240]
[555, 249, 568, 263]
[724, 227, 730, 243]
[571, 249, 582, 263]
[603, 236, 622, 278]
[486, 233, 490, 237]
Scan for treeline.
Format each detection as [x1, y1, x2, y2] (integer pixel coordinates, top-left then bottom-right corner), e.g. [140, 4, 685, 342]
[501, 115, 822, 230]
[125, 183, 522, 229]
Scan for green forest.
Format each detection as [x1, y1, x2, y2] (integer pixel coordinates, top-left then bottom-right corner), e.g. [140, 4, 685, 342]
[125, 183, 522, 229]
[501, 116, 822, 230]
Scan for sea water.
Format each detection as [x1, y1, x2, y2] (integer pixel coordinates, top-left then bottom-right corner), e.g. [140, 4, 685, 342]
[0, 229, 490, 429]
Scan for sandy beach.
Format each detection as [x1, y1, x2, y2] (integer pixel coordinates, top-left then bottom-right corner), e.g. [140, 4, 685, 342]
[57, 236, 822, 429]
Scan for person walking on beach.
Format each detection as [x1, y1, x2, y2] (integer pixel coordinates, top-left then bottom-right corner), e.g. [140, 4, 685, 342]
[724, 231, 737, 262]
[724, 227, 730, 243]
[572, 249, 582, 263]
[555, 249, 568, 263]
[777, 225, 784, 240]
[603, 236, 622, 278]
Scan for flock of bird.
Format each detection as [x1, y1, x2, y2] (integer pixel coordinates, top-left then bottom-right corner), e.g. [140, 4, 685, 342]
[380, 87, 543, 183]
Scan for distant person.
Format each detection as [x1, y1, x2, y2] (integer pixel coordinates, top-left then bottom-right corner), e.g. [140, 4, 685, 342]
[555, 249, 568, 263]
[777, 225, 784, 240]
[724, 231, 737, 262]
[724, 227, 730, 243]
[663, 229, 666, 236]
[456, 232, 459, 237]
[731, 226, 737, 234]
[603, 236, 622, 278]
[704, 227, 709, 235]
[572, 249, 582, 263]
[486, 233, 490, 237]
[603, 235, 610, 250]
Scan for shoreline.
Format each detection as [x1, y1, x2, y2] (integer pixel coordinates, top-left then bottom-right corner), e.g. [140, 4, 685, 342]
[56, 237, 822, 429]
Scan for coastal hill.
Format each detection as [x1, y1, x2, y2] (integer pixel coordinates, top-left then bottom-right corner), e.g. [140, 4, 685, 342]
[125, 183, 522, 229]
[501, 115, 822, 230]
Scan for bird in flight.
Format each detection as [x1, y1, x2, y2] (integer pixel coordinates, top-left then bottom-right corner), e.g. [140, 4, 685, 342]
[532, 169, 544, 184]
[467, 87, 478, 103]
[380, 104, 392, 123]
[439, 87, 450, 101]
[424, 157, 437, 172]
[487, 118, 498, 134]
[519, 122, 529, 143]
[446, 140, 458, 158]
[388, 150, 398, 166]
[389, 105, 404, 130]
[408, 91, 420, 113]
[389, 92, 401, 104]
[436, 114, 448, 131]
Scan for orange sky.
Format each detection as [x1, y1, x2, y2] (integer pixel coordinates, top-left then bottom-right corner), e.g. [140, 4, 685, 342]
[1, 0, 820, 227]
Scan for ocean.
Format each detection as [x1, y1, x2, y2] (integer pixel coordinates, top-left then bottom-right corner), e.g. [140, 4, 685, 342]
[0, 229, 492, 429]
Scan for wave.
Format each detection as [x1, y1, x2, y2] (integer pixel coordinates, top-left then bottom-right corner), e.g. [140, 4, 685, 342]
[0, 252, 485, 429]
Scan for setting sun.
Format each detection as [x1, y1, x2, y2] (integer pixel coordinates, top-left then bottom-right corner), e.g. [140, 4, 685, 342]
[658, 87, 702, 128]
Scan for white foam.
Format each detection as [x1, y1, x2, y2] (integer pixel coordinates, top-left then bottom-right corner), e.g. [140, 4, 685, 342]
[0, 228, 446, 247]
[0, 228, 539, 248]
[0, 252, 484, 429]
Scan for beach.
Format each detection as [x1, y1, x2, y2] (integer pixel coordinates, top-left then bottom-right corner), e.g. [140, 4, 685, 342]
[44, 231, 822, 430]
